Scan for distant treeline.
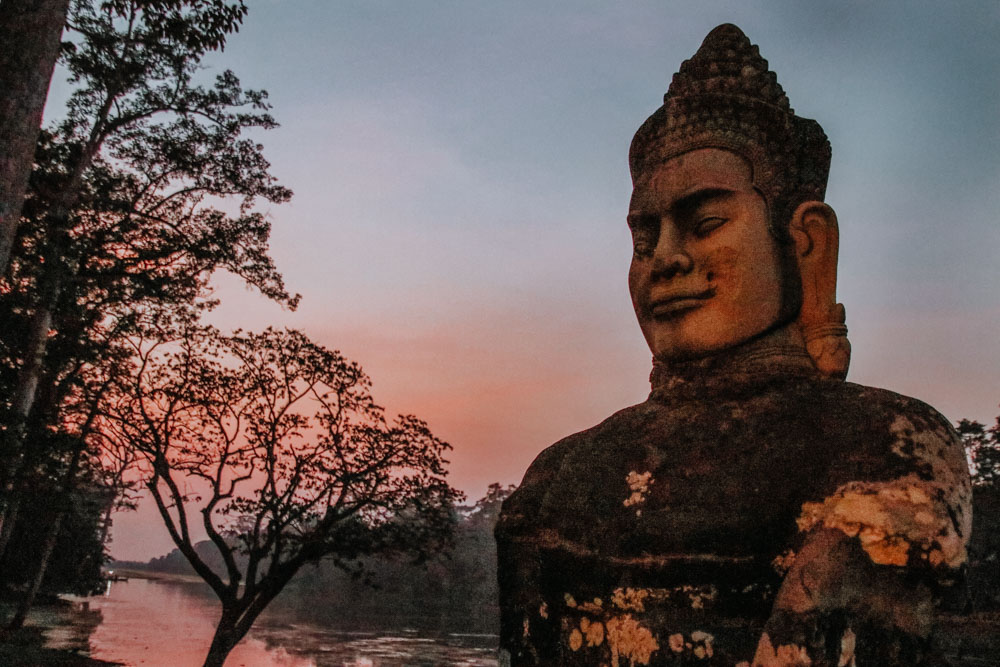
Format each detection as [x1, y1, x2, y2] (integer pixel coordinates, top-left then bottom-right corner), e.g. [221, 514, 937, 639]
[114, 484, 514, 634]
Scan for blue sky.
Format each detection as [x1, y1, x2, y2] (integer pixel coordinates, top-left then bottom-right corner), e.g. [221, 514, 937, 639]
[87, 1, 1000, 559]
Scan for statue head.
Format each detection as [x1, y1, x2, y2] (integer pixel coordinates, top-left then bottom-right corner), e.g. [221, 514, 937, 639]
[628, 24, 849, 375]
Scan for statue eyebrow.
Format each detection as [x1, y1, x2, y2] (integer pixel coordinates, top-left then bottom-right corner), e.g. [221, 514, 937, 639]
[627, 187, 736, 223]
[627, 187, 736, 225]
[669, 187, 736, 216]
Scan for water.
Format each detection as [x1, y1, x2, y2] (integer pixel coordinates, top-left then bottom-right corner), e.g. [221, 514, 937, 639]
[57, 578, 498, 666]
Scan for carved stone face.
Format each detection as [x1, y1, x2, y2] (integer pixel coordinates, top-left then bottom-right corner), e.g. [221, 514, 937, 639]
[627, 148, 784, 361]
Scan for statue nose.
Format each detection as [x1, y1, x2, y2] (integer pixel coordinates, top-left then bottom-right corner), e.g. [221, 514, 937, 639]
[651, 229, 693, 278]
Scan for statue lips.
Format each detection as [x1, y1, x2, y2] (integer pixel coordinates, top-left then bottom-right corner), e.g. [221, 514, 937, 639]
[648, 287, 715, 319]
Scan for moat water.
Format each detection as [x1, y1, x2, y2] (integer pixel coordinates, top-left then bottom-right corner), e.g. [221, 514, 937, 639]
[48, 578, 499, 666]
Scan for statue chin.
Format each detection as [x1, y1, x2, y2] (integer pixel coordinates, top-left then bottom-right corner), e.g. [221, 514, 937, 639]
[648, 319, 805, 366]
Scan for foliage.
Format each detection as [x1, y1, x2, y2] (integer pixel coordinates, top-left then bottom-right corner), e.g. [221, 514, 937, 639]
[53, 0, 294, 300]
[5, 0, 295, 339]
[98, 325, 462, 665]
[1, 5, 462, 661]
[0, 0, 293, 627]
[960, 409, 1000, 612]
[2, 0, 294, 424]
[958, 413, 1000, 486]
[0, 469, 109, 597]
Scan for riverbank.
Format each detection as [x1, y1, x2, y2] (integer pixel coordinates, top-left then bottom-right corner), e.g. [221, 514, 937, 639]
[106, 567, 203, 584]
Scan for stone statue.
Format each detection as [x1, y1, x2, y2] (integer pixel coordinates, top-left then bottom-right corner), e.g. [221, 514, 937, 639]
[496, 24, 970, 666]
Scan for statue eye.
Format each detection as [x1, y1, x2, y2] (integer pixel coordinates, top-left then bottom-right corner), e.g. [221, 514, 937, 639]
[629, 218, 658, 257]
[694, 217, 726, 237]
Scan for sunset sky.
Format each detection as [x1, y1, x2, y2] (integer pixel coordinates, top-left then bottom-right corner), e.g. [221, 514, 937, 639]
[70, 1, 1000, 561]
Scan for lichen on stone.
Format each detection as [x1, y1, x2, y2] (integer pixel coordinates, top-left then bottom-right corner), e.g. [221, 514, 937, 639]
[691, 630, 714, 658]
[580, 617, 606, 646]
[605, 614, 660, 666]
[753, 631, 813, 666]
[771, 549, 796, 575]
[793, 414, 970, 570]
[624, 470, 654, 507]
[838, 627, 856, 666]
[888, 415, 972, 540]
[612, 587, 650, 612]
[797, 473, 966, 568]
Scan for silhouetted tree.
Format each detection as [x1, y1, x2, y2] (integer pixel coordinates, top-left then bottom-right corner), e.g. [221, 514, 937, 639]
[467, 482, 516, 526]
[960, 409, 1000, 611]
[1, 0, 294, 627]
[0, 0, 270, 549]
[99, 326, 461, 667]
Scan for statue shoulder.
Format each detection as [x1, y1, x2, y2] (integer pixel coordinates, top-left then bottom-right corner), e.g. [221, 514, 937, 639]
[498, 401, 650, 525]
[834, 382, 965, 460]
[820, 381, 968, 490]
[801, 381, 973, 570]
[838, 382, 957, 428]
[519, 401, 649, 486]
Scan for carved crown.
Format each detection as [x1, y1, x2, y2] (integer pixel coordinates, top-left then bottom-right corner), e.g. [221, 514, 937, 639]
[629, 24, 831, 235]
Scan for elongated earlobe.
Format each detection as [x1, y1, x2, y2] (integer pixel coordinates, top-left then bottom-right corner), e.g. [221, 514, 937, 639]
[791, 201, 851, 379]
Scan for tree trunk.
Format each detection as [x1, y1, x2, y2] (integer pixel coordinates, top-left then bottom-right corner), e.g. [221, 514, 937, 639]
[96, 494, 116, 551]
[0, 493, 20, 564]
[0, 211, 74, 560]
[0, 0, 71, 275]
[9, 299, 54, 420]
[0, 288, 57, 561]
[202, 610, 241, 667]
[202, 592, 281, 667]
[0, 67, 106, 531]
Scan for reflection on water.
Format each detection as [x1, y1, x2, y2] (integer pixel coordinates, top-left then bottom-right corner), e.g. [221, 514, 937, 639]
[27, 599, 102, 654]
[66, 578, 498, 666]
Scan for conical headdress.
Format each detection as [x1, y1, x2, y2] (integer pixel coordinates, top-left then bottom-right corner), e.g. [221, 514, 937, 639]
[629, 24, 831, 236]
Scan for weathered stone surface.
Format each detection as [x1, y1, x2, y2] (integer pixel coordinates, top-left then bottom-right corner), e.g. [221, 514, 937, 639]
[497, 23, 972, 667]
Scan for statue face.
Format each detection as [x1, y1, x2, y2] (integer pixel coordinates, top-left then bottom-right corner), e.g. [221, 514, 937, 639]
[627, 148, 784, 361]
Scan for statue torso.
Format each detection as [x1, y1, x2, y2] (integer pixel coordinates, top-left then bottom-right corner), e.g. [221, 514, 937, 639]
[496, 342, 970, 665]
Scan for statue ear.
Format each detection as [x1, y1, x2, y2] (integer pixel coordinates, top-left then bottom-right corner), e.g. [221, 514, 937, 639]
[790, 201, 851, 380]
